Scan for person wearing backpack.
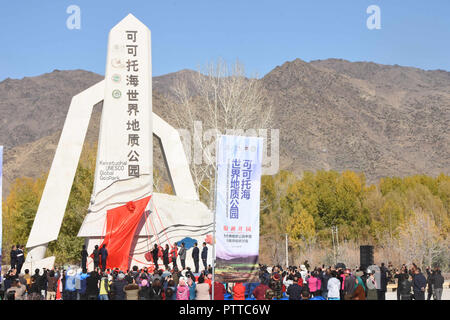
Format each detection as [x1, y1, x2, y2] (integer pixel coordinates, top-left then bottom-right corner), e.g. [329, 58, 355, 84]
[5, 279, 26, 300]
[269, 273, 283, 299]
[46, 269, 60, 300]
[150, 278, 163, 300]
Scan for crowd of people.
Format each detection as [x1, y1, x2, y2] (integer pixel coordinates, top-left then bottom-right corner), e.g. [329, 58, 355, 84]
[249, 262, 445, 301]
[0, 242, 446, 300]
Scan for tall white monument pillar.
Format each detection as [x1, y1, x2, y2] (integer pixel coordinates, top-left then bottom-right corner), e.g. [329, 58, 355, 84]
[25, 14, 213, 272]
[78, 14, 153, 237]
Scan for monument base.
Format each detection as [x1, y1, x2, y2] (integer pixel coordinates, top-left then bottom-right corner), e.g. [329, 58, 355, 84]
[81, 192, 214, 272]
[21, 256, 56, 273]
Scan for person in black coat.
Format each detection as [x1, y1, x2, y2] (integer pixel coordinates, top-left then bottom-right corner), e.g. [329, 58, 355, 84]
[432, 269, 444, 300]
[138, 281, 151, 300]
[287, 276, 302, 300]
[425, 267, 434, 300]
[15, 245, 25, 274]
[192, 242, 200, 274]
[99, 244, 108, 272]
[377, 263, 388, 300]
[111, 273, 128, 300]
[394, 265, 408, 300]
[201, 242, 208, 271]
[412, 268, 427, 300]
[92, 245, 100, 270]
[163, 244, 170, 270]
[151, 244, 160, 271]
[398, 273, 413, 300]
[10, 245, 17, 270]
[86, 270, 101, 300]
[81, 245, 88, 272]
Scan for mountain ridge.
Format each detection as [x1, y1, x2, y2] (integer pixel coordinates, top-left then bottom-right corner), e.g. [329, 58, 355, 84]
[1, 58, 449, 198]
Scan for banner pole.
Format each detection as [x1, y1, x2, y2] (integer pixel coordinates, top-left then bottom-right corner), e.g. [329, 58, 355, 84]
[212, 134, 220, 301]
[0, 146, 2, 274]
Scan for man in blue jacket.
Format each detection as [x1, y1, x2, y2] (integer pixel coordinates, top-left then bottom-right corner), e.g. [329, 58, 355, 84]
[412, 268, 426, 300]
[201, 242, 208, 271]
[192, 242, 200, 274]
[99, 245, 108, 272]
[64, 268, 77, 300]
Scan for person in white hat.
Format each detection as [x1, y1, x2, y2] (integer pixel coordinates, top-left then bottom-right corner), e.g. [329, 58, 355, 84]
[65, 268, 78, 300]
[300, 265, 308, 282]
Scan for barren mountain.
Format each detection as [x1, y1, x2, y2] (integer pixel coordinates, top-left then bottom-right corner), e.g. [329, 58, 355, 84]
[262, 58, 450, 182]
[1, 58, 449, 198]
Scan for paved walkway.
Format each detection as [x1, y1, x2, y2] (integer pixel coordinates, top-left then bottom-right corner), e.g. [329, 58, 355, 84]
[386, 288, 449, 300]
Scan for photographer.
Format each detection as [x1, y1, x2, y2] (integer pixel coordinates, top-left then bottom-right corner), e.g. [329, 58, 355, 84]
[4, 279, 26, 300]
[394, 265, 409, 300]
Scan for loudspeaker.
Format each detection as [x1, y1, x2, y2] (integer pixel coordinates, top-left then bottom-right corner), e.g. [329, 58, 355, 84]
[360, 245, 374, 269]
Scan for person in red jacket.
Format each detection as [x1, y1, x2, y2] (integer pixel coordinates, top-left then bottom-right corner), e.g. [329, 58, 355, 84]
[233, 282, 246, 300]
[214, 281, 226, 300]
[252, 280, 270, 300]
[170, 245, 178, 269]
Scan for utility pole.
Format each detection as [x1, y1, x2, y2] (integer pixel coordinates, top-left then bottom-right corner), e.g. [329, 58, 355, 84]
[285, 233, 289, 269]
[336, 226, 340, 263]
[331, 226, 336, 266]
[331, 226, 340, 265]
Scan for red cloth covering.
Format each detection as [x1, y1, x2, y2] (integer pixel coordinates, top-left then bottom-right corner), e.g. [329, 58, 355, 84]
[98, 196, 151, 271]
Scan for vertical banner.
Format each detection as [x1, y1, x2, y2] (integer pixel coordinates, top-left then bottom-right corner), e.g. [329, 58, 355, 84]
[215, 135, 263, 283]
[0, 146, 3, 274]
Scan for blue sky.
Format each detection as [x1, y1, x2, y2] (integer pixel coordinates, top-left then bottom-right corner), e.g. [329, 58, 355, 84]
[0, 0, 449, 81]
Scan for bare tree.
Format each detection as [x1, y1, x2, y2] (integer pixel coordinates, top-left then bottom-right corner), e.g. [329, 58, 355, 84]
[169, 59, 272, 208]
[393, 208, 447, 268]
